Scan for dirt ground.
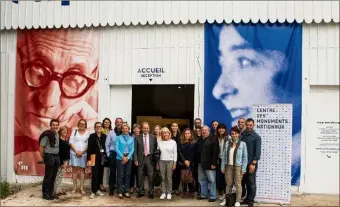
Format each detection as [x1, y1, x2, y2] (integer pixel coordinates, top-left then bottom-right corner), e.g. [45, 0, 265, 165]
[1, 183, 339, 206]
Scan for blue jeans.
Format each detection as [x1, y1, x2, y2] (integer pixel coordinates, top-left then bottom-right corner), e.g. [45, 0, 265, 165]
[116, 159, 132, 194]
[198, 163, 216, 199]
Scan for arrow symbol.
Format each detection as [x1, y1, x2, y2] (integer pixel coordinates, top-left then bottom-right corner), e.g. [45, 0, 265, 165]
[149, 78, 152, 81]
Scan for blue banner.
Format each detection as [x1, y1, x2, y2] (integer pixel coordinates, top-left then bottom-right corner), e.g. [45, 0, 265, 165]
[204, 23, 302, 185]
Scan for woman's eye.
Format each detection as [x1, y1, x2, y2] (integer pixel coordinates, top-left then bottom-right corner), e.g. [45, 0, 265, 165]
[237, 56, 259, 69]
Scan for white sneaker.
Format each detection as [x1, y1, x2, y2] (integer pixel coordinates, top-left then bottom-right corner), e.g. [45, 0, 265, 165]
[220, 198, 226, 206]
[166, 193, 172, 200]
[160, 193, 166, 200]
[96, 190, 104, 196]
[235, 201, 240, 207]
[219, 194, 226, 201]
[89, 193, 95, 199]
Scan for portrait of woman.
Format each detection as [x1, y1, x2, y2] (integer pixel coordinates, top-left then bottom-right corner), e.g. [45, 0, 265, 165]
[204, 22, 302, 185]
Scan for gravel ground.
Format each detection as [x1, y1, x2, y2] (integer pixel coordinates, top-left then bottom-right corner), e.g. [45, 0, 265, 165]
[1, 184, 339, 206]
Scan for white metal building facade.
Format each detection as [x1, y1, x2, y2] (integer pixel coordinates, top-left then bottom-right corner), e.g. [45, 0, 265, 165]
[1, 1, 339, 195]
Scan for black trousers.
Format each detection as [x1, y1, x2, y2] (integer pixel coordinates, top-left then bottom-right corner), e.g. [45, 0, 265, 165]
[241, 175, 247, 198]
[193, 162, 199, 192]
[216, 158, 226, 193]
[91, 164, 104, 194]
[172, 165, 181, 191]
[109, 151, 117, 193]
[130, 162, 139, 188]
[243, 164, 257, 203]
[42, 154, 60, 197]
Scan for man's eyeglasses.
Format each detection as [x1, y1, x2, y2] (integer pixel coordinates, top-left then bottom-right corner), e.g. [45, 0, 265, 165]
[21, 62, 97, 99]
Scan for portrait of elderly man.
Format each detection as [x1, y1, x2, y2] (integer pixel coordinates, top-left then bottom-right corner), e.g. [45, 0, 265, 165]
[204, 23, 302, 185]
[14, 28, 100, 176]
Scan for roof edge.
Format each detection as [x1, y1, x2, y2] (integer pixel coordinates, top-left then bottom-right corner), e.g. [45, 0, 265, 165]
[1, 18, 339, 30]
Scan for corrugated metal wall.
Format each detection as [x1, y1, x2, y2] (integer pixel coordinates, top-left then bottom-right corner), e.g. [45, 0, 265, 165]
[0, 22, 339, 182]
[0, 31, 16, 181]
[100, 24, 203, 85]
[1, 1, 339, 30]
[303, 23, 340, 85]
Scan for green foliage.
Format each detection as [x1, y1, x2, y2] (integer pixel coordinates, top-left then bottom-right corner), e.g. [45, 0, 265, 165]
[0, 181, 10, 199]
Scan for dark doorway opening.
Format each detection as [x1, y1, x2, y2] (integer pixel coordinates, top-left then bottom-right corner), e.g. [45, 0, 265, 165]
[131, 85, 195, 132]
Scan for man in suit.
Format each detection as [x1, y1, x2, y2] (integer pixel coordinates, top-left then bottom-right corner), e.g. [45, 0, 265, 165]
[134, 122, 158, 199]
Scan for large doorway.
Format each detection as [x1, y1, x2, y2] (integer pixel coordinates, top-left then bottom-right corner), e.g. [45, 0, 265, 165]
[131, 85, 195, 131]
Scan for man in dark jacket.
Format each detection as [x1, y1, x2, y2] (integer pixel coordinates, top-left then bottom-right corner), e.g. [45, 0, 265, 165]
[197, 125, 219, 202]
[39, 119, 60, 200]
[241, 118, 262, 207]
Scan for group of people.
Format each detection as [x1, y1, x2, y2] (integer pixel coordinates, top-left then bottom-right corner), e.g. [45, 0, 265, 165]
[39, 117, 261, 207]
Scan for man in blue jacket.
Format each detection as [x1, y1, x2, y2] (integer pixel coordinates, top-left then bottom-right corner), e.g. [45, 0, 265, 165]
[241, 118, 262, 207]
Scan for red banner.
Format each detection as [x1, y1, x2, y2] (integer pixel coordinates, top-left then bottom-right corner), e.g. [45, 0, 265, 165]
[14, 28, 100, 177]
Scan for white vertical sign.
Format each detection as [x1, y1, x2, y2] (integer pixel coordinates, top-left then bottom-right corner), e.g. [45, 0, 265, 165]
[253, 104, 292, 204]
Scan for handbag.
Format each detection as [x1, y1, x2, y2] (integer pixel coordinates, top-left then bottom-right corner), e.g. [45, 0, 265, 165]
[225, 193, 236, 207]
[152, 149, 161, 164]
[152, 169, 162, 187]
[180, 167, 194, 184]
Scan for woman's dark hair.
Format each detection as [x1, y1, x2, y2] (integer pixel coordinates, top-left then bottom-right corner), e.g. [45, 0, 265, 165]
[211, 120, 218, 125]
[230, 126, 241, 134]
[211, 120, 219, 135]
[194, 128, 202, 139]
[171, 122, 181, 134]
[180, 128, 195, 144]
[94, 122, 102, 128]
[216, 123, 228, 137]
[102, 117, 112, 130]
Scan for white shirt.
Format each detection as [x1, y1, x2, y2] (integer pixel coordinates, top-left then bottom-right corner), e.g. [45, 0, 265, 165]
[69, 129, 90, 157]
[228, 145, 235, 165]
[158, 139, 177, 162]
